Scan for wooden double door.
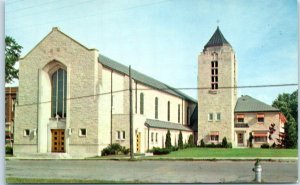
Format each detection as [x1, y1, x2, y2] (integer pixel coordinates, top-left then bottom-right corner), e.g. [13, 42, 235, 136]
[51, 129, 65, 153]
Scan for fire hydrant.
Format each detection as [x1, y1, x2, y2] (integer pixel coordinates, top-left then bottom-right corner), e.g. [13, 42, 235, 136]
[252, 159, 262, 182]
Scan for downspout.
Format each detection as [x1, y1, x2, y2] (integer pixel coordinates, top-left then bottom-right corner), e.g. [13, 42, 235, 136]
[110, 70, 113, 144]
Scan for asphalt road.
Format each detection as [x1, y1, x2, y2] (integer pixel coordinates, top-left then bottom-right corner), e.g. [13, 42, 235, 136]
[5, 160, 298, 183]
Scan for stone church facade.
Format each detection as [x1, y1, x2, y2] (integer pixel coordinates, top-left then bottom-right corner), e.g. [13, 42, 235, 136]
[13, 27, 197, 158]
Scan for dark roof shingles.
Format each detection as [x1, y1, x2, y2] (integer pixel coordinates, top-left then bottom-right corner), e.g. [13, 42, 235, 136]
[145, 119, 192, 131]
[204, 26, 231, 49]
[235, 95, 279, 113]
[98, 54, 197, 103]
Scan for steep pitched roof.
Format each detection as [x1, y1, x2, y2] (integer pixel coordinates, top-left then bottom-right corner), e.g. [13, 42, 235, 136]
[204, 26, 231, 49]
[98, 54, 197, 103]
[145, 119, 192, 131]
[235, 95, 279, 113]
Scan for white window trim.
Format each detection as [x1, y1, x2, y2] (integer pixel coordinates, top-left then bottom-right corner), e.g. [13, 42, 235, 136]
[79, 128, 87, 137]
[23, 129, 30, 137]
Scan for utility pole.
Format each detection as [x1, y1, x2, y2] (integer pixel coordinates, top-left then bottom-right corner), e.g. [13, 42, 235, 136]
[129, 65, 134, 160]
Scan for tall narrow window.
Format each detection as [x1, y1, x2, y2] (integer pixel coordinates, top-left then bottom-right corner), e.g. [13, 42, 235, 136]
[187, 107, 190, 125]
[178, 104, 180, 123]
[140, 93, 144, 115]
[155, 97, 158, 119]
[167, 101, 170, 121]
[211, 52, 218, 90]
[51, 68, 67, 118]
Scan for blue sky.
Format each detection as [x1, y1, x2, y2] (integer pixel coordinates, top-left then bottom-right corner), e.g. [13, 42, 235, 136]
[5, 0, 298, 104]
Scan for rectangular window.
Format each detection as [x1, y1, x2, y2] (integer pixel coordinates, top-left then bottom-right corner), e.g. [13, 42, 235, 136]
[216, 113, 221, 121]
[151, 132, 154, 142]
[210, 135, 219, 141]
[155, 97, 158, 119]
[254, 136, 267, 142]
[257, 113, 265, 123]
[156, 133, 158, 142]
[79, 128, 87, 137]
[116, 131, 121, 140]
[208, 113, 213, 121]
[167, 101, 170, 121]
[23, 129, 30, 136]
[122, 131, 125, 140]
[237, 114, 245, 123]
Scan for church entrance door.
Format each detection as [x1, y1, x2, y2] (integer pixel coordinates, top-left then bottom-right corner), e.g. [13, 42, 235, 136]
[51, 129, 65, 153]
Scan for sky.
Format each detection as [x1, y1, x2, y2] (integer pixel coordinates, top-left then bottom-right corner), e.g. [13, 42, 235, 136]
[5, 0, 298, 105]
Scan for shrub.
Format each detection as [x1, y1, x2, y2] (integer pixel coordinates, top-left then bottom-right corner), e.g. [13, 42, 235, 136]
[200, 139, 205, 147]
[151, 147, 171, 155]
[188, 135, 195, 147]
[6, 146, 13, 155]
[271, 142, 276, 148]
[178, 131, 183, 149]
[165, 130, 172, 149]
[261, 143, 270, 149]
[101, 143, 129, 156]
[226, 142, 232, 148]
[222, 137, 228, 148]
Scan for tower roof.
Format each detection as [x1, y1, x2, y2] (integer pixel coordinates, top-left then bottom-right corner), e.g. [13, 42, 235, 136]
[204, 26, 231, 49]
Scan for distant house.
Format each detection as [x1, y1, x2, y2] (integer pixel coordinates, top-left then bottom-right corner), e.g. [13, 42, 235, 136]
[234, 95, 286, 147]
[197, 27, 286, 148]
[5, 87, 18, 147]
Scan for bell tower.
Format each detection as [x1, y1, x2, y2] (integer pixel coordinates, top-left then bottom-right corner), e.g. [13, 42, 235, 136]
[198, 27, 237, 144]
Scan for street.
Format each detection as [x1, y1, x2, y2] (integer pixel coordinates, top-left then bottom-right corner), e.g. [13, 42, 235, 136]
[5, 160, 298, 183]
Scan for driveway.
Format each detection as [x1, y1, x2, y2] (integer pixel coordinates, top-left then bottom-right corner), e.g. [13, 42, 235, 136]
[6, 160, 298, 183]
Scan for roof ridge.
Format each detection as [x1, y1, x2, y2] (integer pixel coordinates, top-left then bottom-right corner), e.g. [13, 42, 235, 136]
[98, 54, 197, 103]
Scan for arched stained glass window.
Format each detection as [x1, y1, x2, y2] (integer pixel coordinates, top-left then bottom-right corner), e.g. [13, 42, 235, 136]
[51, 68, 67, 118]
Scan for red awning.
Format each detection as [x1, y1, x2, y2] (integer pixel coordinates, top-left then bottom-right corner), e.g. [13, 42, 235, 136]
[253, 132, 267, 137]
[210, 131, 219, 136]
[257, 113, 264, 118]
[237, 114, 244, 119]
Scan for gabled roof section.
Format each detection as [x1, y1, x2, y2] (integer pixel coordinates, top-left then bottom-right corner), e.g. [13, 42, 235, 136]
[99, 54, 197, 103]
[235, 95, 279, 113]
[145, 119, 192, 132]
[204, 26, 231, 49]
[21, 27, 97, 59]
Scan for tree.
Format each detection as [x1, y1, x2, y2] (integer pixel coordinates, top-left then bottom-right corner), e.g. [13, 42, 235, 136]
[178, 131, 183, 149]
[188, 134, 195, 147]
[268, 123, 276, 140]
[222, 137, 228, 148]
[273, 90, 298, 148]
[283, 115, 297, 148]
[165, 130, 172, 149]
[5, 36, 22, 83]
[249, 133, 253, 148]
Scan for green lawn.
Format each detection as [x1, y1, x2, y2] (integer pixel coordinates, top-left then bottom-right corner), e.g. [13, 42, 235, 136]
[164, 148, 298, 158]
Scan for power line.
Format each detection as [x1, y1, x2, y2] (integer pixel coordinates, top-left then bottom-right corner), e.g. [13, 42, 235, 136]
[14, 83, 298, 108]
[6, 0, 63, 13]
[6, 0, 172, 31]
[6, 0, 25, 5]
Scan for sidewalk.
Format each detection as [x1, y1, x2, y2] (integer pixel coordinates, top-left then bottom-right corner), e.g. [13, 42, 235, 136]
[5, 155, 298, 162]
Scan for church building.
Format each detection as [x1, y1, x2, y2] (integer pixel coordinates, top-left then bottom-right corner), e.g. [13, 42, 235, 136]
[13, 26, 286, 158]
[197, 27, 286, 147]
[13, 27, 197, 158]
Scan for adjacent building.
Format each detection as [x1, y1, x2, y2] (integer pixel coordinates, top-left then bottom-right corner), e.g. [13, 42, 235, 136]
[5, 87, 18, 147]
